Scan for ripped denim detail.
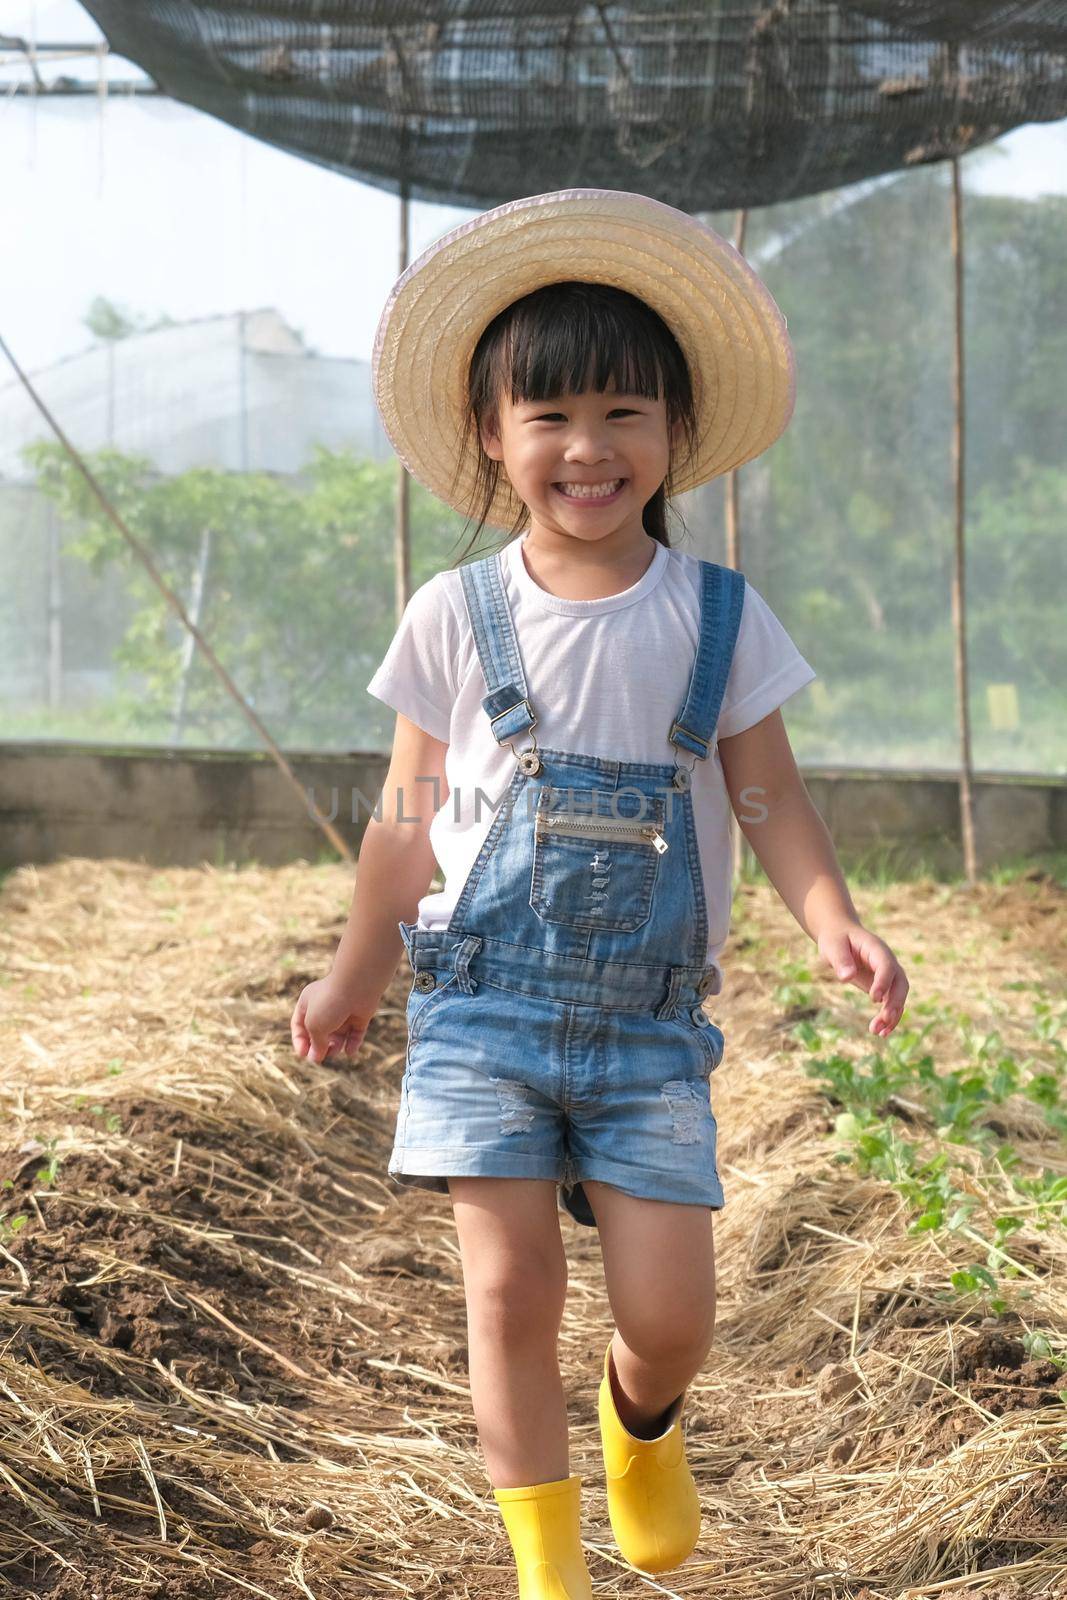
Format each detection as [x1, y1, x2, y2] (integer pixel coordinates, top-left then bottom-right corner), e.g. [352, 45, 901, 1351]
[660, 1079, 707, 1144]
[586, 850, 611, 917]
[490, 1076, 536, 1135]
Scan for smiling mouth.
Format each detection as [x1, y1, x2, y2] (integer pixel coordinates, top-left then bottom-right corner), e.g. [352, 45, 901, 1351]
[553, 478, 627, 500]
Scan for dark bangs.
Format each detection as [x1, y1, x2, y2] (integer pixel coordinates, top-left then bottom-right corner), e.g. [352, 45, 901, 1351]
[447, 280, 701, 566]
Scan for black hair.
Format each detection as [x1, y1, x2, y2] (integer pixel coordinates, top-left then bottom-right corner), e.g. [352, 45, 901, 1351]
[445, 280, 701, 568]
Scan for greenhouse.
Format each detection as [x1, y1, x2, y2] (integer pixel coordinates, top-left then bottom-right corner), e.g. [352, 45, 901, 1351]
[1, 4, 1065, 1597]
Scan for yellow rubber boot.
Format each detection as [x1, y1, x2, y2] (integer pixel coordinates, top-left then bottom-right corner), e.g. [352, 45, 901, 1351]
[597, 1338, 702, 1573]
[492, 1473, 594, 1599]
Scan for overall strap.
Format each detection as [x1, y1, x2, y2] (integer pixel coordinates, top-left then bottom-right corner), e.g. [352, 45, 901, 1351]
[458, 547, 537, 745]
[669, 560, 746, 761]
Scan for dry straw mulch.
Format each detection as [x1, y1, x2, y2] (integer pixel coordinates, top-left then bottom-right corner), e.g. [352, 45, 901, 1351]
[1, 857, 1065, 1599]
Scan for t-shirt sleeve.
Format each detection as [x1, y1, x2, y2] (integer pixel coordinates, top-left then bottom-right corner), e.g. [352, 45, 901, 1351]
[366, 575, 458, 742]
[716, 581, 817, 739]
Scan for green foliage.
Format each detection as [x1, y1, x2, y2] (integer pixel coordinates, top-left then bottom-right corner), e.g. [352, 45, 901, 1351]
[798, 996, 1067, 1310]
[987, 853, 1067, 890]
[743, 844, 1067, 891]
[7, 179, 1067, 769]
[83, 294, 177, 343]
[0, 1134, 63, 1242]
[772, 958, 819, 1012]
[18, 439, 468, 750]
[741, 178, 1067, 772]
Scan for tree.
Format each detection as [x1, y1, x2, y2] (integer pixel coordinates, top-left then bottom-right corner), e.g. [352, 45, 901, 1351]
[83, 296, 178, 343]
[20, 440, 463, 750]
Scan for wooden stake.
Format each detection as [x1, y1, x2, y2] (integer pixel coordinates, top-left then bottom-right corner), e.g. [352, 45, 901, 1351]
[951, 155, 978, 884]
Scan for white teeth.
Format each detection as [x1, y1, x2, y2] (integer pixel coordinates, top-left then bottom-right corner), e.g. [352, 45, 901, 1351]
[556, 479, 623, 499]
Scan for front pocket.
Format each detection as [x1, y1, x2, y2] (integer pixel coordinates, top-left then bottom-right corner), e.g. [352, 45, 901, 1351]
[529, 786, 667, 934]
[666, 1006, 725, 1075]
[406, 970, 459, 1047]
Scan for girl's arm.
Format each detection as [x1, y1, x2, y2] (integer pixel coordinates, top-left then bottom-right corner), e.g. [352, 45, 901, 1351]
[718, 708, 909, 1037]
[291, 711, 448, 1064]
[329, 711, 448, 994]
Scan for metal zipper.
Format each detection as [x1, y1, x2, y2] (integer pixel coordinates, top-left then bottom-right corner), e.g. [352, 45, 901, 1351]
[535, 811, 669, 854]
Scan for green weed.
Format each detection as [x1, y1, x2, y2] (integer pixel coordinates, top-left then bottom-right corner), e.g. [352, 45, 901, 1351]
[799, 1004, 1066, 1310]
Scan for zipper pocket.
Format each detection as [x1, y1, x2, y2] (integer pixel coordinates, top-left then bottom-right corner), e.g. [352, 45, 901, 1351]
[535, 810, 669, 854]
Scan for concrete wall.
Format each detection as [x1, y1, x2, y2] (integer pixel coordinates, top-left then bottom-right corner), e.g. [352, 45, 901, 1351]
[1, 742, 1064, 877]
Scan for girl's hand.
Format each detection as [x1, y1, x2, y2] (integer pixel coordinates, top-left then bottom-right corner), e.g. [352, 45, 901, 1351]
[817, 921, 909, 1037]
[291, 976, 377, 1065]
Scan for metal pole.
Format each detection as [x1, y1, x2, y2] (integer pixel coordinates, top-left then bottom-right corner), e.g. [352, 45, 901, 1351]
[394, 128, 412, 621]
[238, 309, 248, 473]
[950, 155, 977, 884]
[47, 502, 62, 710]
[727, 208, 749, 890]
[171, 526, 214, 744]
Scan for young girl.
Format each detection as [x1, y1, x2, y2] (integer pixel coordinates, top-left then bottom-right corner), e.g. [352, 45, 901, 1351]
[292, 190, 908, 1598]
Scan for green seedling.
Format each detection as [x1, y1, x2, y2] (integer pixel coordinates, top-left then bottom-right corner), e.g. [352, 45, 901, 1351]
[805, 999, 1067, 1312]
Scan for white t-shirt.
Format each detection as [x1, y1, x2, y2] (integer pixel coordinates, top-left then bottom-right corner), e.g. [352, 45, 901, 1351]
[366, 532, 817, 988]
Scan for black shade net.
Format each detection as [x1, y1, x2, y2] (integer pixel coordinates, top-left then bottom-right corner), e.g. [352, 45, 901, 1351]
[80, 1, 1067, 210]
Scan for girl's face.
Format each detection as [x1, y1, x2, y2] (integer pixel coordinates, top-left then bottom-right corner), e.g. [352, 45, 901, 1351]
[479, 378, 683, 548]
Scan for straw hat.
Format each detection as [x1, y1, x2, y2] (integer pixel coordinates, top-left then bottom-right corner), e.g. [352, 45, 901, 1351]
[372, 188, 796, 532]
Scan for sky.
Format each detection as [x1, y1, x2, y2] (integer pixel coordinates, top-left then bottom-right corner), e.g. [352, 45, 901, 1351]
[4, 0, 1067, 377]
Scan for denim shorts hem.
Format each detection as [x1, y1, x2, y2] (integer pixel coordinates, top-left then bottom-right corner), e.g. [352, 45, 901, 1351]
[568, 1155, 724, 1211]
[388, 1169, 450, 1197]
[388, 1150, 724, 1214]
[388, 1148, 564, 1182]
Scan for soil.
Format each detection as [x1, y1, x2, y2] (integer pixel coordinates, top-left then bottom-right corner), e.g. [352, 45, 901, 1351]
[0, 860, 1065, 1597]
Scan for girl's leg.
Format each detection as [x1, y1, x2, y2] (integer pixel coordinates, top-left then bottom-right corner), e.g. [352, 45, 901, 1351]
[448, 1176, 570, 1488]
[582, 1181, 716, 1433]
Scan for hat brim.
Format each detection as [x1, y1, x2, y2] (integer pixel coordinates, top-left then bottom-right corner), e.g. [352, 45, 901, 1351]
[372, 188, 796, 532]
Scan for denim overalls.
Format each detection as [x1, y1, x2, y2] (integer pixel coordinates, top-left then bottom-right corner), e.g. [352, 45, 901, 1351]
[389, 547, 745, 1228]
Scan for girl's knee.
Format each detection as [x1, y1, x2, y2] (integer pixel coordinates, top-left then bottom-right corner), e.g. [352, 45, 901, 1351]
[614, 1310, 715, 1369]
[449, 1176, 568, 1337]
[467, 1263, 567, 1342]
